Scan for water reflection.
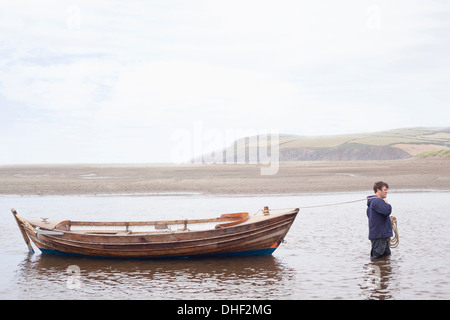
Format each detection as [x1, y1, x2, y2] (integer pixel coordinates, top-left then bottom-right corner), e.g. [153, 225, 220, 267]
[360, 257, 393, 300]
[15, 253, 296, 299]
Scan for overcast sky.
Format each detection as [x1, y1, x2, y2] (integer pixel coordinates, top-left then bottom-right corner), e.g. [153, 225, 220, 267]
[1, 0, 449, 164]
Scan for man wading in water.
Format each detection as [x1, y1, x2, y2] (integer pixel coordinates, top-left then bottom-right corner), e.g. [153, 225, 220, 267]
[367, 181, 393, 259]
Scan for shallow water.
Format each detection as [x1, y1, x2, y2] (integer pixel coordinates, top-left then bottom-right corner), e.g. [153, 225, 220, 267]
[1, 191, 449, 299]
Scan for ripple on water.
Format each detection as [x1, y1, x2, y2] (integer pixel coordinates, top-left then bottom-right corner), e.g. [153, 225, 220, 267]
[2, 192, 450, 299]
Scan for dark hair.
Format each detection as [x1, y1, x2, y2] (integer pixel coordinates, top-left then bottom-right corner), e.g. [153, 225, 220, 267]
[373, 181, 389, 193]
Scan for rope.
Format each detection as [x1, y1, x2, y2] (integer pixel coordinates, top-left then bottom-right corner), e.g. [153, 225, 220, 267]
[297, 197, 369, 209]
[254, 197, 368, 214]
[389, 216, 399, 248]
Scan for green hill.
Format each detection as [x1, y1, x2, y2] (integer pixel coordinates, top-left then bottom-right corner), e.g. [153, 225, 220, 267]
[276, 127, 450, 161]
[197, 127, 450, 162]
[415, 148, 450, 158]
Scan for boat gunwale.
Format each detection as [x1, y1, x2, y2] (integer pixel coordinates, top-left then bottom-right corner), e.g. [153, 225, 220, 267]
[57, 212, 251, 229]
[28, 209, 298, 236]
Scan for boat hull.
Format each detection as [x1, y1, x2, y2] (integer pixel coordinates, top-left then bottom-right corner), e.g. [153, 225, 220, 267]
[14, 209, 298, 258]
[37, 247, 278, 258]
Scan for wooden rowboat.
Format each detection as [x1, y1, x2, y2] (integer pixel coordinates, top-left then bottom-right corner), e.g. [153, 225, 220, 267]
[11, 207, 299, 258]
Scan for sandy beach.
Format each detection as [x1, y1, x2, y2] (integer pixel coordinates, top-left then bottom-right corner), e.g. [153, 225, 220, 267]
[1, 158, 449, 196]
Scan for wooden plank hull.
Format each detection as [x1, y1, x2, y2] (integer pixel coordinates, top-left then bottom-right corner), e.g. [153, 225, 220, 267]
[13, 209, 298, 258]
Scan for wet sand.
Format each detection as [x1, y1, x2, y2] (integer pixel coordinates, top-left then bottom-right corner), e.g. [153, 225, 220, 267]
[0, 158, 449, 196]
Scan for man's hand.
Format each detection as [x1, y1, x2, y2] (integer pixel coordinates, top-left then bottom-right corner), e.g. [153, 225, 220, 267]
[384, 198, 389, 204]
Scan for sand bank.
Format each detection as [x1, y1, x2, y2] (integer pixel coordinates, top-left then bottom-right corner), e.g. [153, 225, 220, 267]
[0, 159, 449, 196]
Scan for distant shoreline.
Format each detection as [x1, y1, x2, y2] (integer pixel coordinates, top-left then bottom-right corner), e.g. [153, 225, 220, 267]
[2, 189, 449, 199]
[1, 158, 449, 196]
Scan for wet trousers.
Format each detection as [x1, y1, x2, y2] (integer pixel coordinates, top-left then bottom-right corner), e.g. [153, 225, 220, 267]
[370, 238, 391, 259]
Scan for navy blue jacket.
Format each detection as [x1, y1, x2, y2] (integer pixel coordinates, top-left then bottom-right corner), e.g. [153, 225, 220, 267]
[366, 195, 393, 240]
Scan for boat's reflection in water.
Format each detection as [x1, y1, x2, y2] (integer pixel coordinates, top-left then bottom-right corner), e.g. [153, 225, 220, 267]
[17, 252, 296, 299]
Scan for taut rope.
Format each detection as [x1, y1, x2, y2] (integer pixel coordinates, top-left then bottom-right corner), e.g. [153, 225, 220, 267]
[254, 198, 368, 214]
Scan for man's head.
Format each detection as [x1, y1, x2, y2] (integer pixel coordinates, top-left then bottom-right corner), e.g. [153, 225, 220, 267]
[373, 181, 389, 198]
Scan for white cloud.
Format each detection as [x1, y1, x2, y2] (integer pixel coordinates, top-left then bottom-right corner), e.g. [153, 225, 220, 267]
[0, 0, 449, 163]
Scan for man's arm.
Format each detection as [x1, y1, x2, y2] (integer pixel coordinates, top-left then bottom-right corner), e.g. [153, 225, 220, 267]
[371, 198, 392, 216]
